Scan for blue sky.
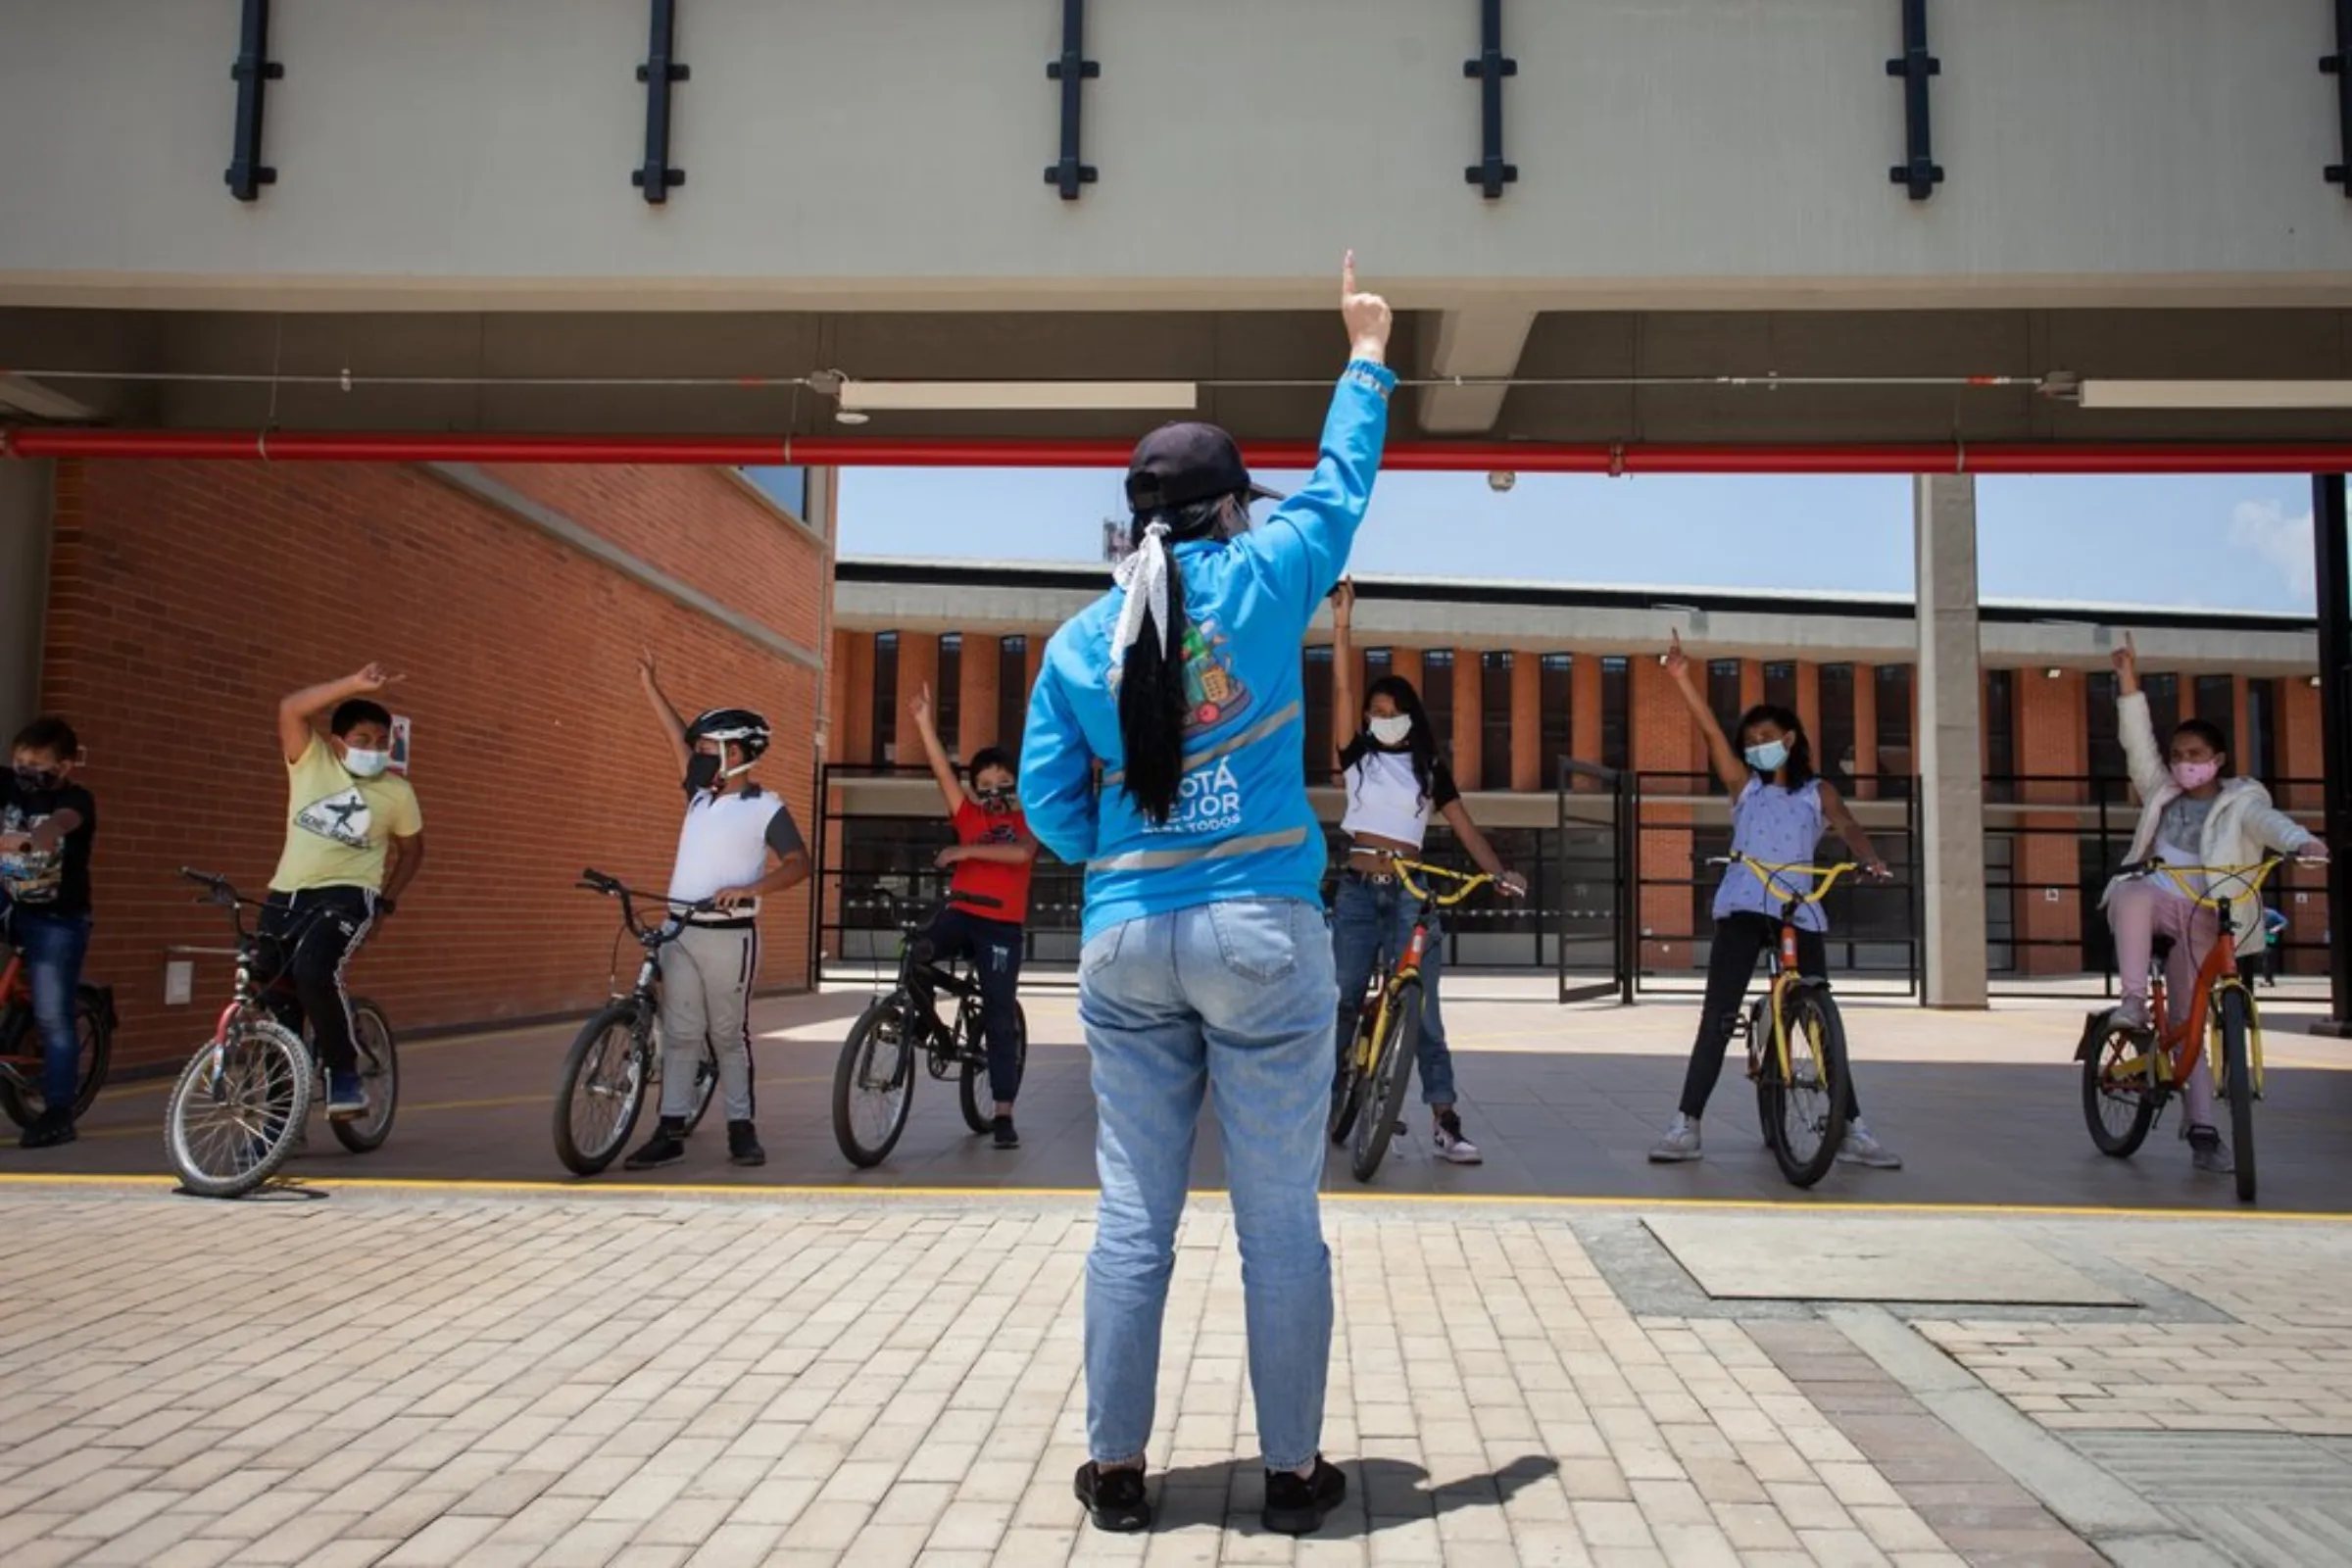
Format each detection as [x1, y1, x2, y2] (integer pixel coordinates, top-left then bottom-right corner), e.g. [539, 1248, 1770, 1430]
[833, 469, 2325, 614]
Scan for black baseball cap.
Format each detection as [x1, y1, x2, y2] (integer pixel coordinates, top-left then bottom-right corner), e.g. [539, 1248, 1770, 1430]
[1124, 421, 1285, 515]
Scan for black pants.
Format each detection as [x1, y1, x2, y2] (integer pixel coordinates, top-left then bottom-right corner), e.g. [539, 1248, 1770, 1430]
[259, 886, 377, 1076]
[1679, 913, 1861, 1122]
[921, 906, 1025, 1105]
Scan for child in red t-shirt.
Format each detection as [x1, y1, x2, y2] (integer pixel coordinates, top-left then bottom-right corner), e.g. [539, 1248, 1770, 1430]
[910, 683, 1039, 1148]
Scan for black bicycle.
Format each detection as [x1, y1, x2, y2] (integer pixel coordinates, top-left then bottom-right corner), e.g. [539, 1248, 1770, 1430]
[833, 886, 1029, 1168]
[551, 869, 721, 1176]
[164, 869, 400, 1198]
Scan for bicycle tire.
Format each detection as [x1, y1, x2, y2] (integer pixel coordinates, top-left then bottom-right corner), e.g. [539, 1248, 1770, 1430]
[0, 986, 114, 1128]
[329, 999, 399, 1154]
[2219, 987, 2258, 1204]
[1351, 980, 1422, 1184]
[834, 1001, 915, 1168]
[553, 1000, 650, 1176]
[0, 1006, 28, 1128]
[1329, 1006, 1375, 1147]
[165, 1019, 314, 1199]
[2081, 1013, 2159, 1158]
[958, 1002, 1027, 1135]
[1764, 986, 1850, 1190]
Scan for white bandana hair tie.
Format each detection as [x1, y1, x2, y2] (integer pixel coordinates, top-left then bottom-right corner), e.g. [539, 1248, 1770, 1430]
[1111, 520, 1173, 664]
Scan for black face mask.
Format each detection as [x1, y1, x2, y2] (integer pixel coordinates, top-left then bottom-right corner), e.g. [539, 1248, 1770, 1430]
[684, 754, 722, 794]
[977, 788, 1015, 814]
[13, 766, 59, 793]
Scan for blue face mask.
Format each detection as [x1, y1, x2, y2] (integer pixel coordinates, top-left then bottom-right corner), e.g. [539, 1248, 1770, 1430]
[1745, 739, 1790, 774]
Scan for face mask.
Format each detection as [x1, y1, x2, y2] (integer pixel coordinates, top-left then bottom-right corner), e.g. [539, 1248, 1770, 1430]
[684, 753, 722, 794]
[1368, 714, 1413, 748]
[12, 766, 59, 792]
[1745, 740, 1790, 774]
[342, 749, 389, 779]
[977, 787, 1015, 814]
[2172, 759, 2221, 792]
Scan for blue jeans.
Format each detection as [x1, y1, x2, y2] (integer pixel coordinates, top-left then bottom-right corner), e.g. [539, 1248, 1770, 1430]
[4, 904, 90, 1113]
[1330, 873, 1454, 1106]
[1078, 898, 1338, 1473]
[921, 906, 1025, 1104]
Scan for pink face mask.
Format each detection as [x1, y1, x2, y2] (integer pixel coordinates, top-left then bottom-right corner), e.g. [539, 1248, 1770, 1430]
[2171, 759, 2221, 791]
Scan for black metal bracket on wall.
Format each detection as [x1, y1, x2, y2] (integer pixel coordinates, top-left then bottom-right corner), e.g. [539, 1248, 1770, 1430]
[223, 0, 282, 202]
[1045, 0, 1100, 199]
[1886, 0, 1943, 200]
[1463, 0, 1518, 199]
[632, 0, 689, 203]
[2322, 0, 2352, 193]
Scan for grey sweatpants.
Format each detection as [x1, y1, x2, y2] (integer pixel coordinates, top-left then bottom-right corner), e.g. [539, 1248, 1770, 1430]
[659, 921, 760, 1123]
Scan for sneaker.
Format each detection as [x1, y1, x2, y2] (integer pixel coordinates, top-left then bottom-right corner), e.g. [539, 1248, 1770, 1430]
[2187, 1124, 2235, 1175]
[1837, 1121, 1904, 1169]
[1073, 1461, 1152, 1534]
[1262, 1456, 1347, 1536]
[1433, 1109, 1483, 1165]
[993, 1113, 1020, 1151]
[2114, 998, 2153, 1034]
[623, 1118, 688, 1171]
[1648, 1114, 1703, 1163]
[19, 1109, 75, 1150]
[325, 1070, 368, 1120]
[726, 1120, 765, 1168]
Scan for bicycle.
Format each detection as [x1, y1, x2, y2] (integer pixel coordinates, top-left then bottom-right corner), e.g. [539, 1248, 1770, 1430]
[2077, 855, 2300, 1204]
[833, 886, 1029, 1168]
[0, 925, 115, 1130]
[1712, 855, 1863, 1190]
[163, 869, 400, 1198]
[1327, 858, 1492, 1184]
[552, 869, 722, 1176]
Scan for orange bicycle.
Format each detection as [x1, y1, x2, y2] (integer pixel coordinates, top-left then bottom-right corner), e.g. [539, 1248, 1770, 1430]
[0, 933, 115, 1131]
[2078, 855, 2299, 1204]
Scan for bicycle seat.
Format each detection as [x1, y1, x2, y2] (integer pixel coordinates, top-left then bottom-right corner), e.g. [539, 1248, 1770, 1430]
[907, 936, 937, 967]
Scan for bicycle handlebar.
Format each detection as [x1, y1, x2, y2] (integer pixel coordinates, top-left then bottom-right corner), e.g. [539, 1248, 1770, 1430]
[858, 884, 1004, 929]
[2114, 854, 2304, 908]
[1387, 858, 1496, 909]
[1709, 855, 1867, 907]
[576, 867, 720, 938]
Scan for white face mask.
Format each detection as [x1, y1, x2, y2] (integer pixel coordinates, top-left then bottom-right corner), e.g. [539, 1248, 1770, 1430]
[343, 748, 390, 779]
[1368, 714, 1414, 748]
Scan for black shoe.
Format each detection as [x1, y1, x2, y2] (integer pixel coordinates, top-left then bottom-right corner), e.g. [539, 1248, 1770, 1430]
[19, 1109, 75, 1151]
[727, 1119, 766, 1168]
[993, 1113, 1020, 1151]
[1262, 1456, 1346, 1537]
[623, 1118, 688, 1171]
[1073, 1462, 1152, 1534]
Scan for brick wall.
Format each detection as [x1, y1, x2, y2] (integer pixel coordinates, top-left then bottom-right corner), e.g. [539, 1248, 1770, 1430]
[40, 460, 825, 1073]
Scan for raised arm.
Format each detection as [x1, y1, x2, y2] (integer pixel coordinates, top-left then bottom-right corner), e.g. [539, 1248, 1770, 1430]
[1664, 632, 1747, 797]
[908, 682, 968, 817]
[1330, 579, 1360, 767]
[637, 650, 692, 778]
[2110, 633, 2172, 804]
[278, 664, 402, 765]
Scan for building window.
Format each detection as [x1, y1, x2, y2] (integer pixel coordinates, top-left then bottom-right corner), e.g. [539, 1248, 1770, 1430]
[739, 465, 808, 518]
[1707, 661, 1743, 793]
[2143, 671, 2180, 743]
[1422, 650, 1456, 757]
[2194, 675, 2235, 763]
[1540, 654, 1573, 785]
[1877, 662, 1914, 798]
[1482, 652, 1514, 789]
[1819, 664, 1856, 791]
[1764, 661, 1797, 713]
[937, 634, 961, 759]
[872, 632, 900, 765]
[1363, 648, 1393, 689]
[997, 636, 1028, 757]
[1600, 657, 1631, 771]
[1302, 646, 1335, 779]
[2087, 671, 2124, 800]
[2248, 678, 2278, 786]
[1985, 668, 2017, 804]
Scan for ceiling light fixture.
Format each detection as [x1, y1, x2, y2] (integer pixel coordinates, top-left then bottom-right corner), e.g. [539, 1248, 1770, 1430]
[835, 380, 1198, 414]
[2076, 380, 2352, 412]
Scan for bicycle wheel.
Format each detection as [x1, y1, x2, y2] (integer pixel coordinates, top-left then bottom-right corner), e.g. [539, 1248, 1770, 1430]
[0, 986, 114, 1127]
[1350, 980, 1422, 1184]
[1763, 986, 1850, 1189]
[834, 1001, 915, 1168]
[1329, 1007, 1375, 1147]
[2218, 987, 2258, 1204]
[164, 1019, 314, 1199]
[2081, 1013, 2159, 1158]
[553, 1001, 650, 1176]
[329, 1000, 399, 1153]
[0, 1006, 30, 1128]
[958, 1002, 1027, 1134]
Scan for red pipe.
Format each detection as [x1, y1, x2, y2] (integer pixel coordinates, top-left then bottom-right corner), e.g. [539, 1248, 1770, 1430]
[7, 426, 2352, 474]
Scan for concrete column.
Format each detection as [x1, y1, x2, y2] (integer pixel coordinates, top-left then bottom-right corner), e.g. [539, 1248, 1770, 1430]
[0, 459, 52, 743]
[1389, 647, 1423, 698]
[1916, 473, 1989, 1008]
[1453, 653, 1485, 791]
[1851, 663, 1880, 798]
[958, 634, 1000, 759]
[1795, 662, 1823, 756]
[1510, 649, 1543, 793]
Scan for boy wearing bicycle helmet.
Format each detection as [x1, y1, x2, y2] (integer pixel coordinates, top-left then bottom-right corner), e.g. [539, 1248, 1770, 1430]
[1, 716, 97, 1149]
[625, 654, 810, 1172]
[1649, 632, 1898, 1169]
[2103, 633, 2325, 1175]
[909, 682, 1037, 1150]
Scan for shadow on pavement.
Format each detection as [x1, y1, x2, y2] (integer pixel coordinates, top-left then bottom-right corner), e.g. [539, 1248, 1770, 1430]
[1148, 1453, 1562, 1539]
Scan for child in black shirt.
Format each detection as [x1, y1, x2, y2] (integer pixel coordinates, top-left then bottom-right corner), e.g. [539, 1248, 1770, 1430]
[0, 717, 98, 1148]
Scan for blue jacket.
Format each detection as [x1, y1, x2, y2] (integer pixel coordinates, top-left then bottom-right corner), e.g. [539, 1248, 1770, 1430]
[1021, 362, 1396, 941]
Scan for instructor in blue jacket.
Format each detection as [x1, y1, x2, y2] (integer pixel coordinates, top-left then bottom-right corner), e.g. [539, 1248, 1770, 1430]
[1023, 255, 1395, 1539]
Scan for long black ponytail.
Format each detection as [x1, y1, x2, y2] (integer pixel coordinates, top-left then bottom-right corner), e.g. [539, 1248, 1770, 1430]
[1117, 494, 1235, 824]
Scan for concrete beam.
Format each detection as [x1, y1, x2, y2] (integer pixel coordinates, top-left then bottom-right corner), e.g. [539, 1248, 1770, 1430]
[1414, 307, 1539, 434]
[0, 374, 99, 421]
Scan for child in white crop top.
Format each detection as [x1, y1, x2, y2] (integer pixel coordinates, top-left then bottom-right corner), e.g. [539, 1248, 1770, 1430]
[1327, 581, 1525, 1167]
